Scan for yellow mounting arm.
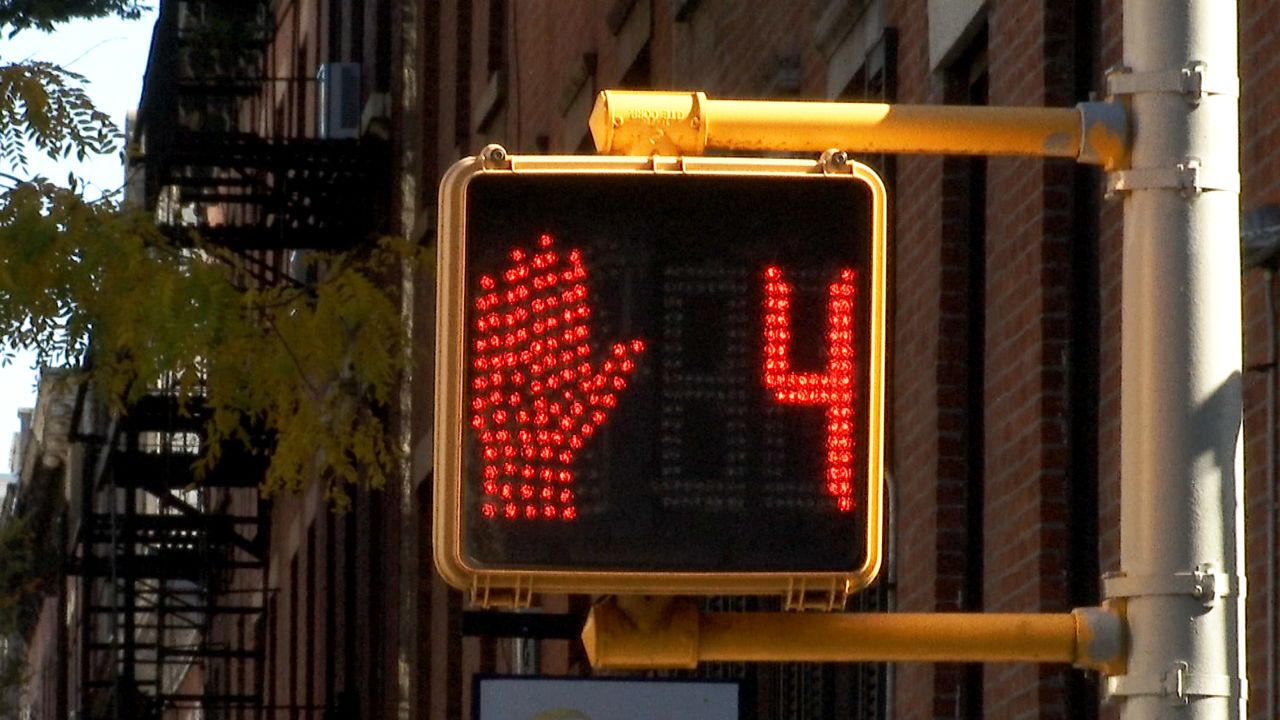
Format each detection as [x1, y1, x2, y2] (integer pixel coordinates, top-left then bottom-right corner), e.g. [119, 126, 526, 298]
[589, 90, 1127, 168]
[581, 597, 1125, 674]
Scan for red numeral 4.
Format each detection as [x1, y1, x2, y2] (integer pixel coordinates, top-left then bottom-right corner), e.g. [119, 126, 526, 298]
[762, 266, 857, 512]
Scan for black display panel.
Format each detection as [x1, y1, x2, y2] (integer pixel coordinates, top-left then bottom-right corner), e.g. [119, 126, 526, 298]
[457, 172, 875, 573]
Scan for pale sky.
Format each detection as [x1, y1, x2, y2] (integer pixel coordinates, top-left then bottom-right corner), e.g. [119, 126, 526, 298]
[1, 8, 159, 473]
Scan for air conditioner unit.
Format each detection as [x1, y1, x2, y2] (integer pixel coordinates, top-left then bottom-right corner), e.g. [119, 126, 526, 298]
[317, 62, 361, 139]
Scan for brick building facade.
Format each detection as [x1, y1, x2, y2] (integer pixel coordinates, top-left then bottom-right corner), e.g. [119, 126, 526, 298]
[10, 0, 1280, 718]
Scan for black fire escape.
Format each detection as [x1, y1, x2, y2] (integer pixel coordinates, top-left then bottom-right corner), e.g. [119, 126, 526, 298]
[71, 389, 270, 719]
[68, 0, 382, 717]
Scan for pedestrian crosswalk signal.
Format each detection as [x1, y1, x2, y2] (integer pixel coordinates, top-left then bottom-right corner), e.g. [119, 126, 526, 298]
[434, 148, 887, 603]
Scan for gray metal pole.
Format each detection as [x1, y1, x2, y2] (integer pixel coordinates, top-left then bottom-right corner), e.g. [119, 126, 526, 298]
[1107, 1, 1245, 717]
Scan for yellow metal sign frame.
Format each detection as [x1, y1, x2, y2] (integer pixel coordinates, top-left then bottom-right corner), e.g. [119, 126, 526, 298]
[434, 149, 888, 606]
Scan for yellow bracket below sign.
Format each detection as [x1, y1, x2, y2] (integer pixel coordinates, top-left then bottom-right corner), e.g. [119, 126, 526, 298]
[581, 597, 1126, 675]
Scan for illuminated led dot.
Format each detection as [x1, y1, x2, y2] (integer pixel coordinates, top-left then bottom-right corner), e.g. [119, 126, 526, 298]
[470, 415, 484, 429]
[559, 489, 573, 503]
[580, 424, 595, 437]
[563, 507, 577, 520]
[520, 484, 534, 499]
[493, 409, 507, 424]
[569, 436, 583, 450]
[482, 503, 497, 518]
[540, 486, 554, 500]
[500, 484, 513, 499]
[538, 234, 553, 248]
[524, 505, 538, 519]
[504, 504, 518, 519]
[483, 466, 498, 481]
[502, 462, 516, 476]
[558, 470, 572, 483]
[543, 505, 557, 518]
[559, 451, 573, 463]
[480, 276, 496, 289]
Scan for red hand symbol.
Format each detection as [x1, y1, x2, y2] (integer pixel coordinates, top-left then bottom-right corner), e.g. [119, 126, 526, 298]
[470, 234, 646, 521]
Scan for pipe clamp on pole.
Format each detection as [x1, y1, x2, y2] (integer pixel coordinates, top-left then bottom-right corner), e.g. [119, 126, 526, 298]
[1103, 565, 1243, 608]
[1106, 158, 1240, 197]
[1106, 61, 1240, 101]
[1107, 662, 1246, 704]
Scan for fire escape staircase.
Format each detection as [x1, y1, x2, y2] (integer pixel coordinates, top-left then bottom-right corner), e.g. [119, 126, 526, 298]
[70, 389, 270, 719]
[66, 0, 382, 715]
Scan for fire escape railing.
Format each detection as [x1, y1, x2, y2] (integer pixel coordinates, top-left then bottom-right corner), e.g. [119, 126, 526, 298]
[132, 0, 386, 256]
[69, 383, 270, 720]
[67, 0, 385, 716]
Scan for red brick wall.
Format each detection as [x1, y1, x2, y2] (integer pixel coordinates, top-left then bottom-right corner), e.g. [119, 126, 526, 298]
[1241, 1, 1280, 718]
[296, 1, 1280, 719]
[883, 0, 948, 710]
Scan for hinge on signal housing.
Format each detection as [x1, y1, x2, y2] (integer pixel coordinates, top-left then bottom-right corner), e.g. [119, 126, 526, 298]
[784, 578, 849, 611]
[470, 574, 534, 609]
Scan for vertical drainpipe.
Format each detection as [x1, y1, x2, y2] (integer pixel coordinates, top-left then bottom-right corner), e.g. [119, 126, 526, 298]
[1107, 0, 1245, 717]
